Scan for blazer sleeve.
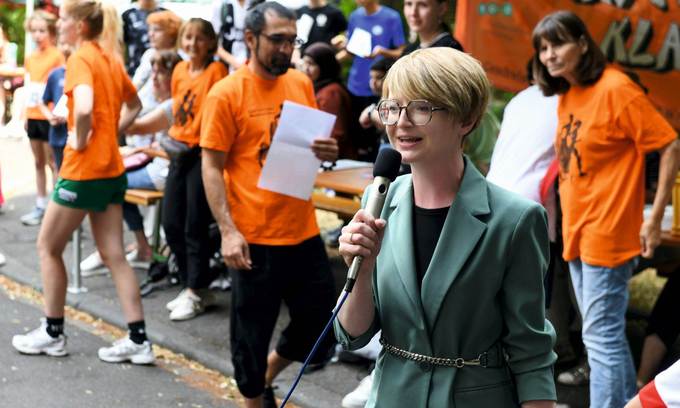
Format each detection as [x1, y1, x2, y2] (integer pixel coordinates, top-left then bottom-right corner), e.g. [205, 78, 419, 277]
[334, 184, 382, 350]
[501, 203, 557, 403]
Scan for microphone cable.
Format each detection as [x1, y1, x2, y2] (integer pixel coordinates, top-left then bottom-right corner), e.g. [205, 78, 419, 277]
[278, 290, 350, 408]
[278, 148, 402, 407]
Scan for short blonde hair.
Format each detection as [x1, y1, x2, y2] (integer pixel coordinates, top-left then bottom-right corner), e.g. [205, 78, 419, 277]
[382, 48, 490, 132]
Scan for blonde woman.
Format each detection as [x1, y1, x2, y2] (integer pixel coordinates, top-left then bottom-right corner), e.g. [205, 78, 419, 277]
[335, 48, 557, 407]
[12, 0, 153, 364]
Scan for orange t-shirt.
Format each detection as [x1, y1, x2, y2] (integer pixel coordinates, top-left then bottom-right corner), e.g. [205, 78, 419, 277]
[168, 61, 228, 147]
[60, 41, 136, 181]
[557, 67, 678, 267]
[24, 45, 64, 120]
[200, 66, 320, 246]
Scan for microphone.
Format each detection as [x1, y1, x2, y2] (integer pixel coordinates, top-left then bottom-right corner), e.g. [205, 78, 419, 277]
[344, 147, 402, 293]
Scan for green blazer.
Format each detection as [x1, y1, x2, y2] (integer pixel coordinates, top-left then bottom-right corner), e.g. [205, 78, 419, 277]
[335, 157, 557, 408]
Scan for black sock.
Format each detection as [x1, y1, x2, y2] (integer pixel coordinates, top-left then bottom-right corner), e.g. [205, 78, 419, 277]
[45, 317, 64, 338]
[128, 320, 147, 344]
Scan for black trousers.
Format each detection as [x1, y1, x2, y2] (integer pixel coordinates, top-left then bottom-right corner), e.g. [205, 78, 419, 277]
[230, 235, 336, 398]
[162, 149, 215, 289]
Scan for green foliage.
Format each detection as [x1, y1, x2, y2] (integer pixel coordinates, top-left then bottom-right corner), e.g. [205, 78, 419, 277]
[464, 106, 501, 174]
[0, 4, 26, 64]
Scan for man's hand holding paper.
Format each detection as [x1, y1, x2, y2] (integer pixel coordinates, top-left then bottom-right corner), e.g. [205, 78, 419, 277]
[257, 100, 337, 200]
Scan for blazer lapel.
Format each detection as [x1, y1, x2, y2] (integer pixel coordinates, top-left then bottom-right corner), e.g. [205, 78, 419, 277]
[421, 158, 490, 330]
[384, 179, 426, 330]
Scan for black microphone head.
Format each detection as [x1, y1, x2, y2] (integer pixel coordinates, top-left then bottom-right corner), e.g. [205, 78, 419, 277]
[373, 148, 402, 181]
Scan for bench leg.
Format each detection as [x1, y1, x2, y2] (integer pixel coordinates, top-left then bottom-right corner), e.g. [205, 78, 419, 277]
[151, 199, 166, 262]
[67, 225, 88, 294]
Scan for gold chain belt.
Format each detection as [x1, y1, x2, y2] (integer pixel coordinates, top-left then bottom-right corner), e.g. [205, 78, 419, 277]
[380, 337, 501, 369]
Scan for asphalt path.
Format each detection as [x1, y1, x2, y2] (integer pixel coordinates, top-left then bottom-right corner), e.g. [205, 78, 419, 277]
[0, 279, 240, 408]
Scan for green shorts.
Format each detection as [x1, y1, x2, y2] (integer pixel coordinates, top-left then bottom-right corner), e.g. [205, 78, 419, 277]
[52, 174, 127, 212]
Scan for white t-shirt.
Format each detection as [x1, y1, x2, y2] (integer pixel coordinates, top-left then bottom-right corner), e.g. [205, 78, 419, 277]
[486, 85, 558, 239]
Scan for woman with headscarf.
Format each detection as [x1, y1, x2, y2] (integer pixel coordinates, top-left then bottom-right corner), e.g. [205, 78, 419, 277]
[301, 42, 354, 159]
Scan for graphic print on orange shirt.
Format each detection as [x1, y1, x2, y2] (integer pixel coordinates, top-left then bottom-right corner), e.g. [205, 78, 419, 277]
[175, 90, 197, 126]
[557, 113, 586, 177]
[258, 104, 283, 168]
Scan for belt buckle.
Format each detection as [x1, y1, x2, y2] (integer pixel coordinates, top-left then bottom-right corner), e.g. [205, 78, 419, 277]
[477, 352, 488, 368]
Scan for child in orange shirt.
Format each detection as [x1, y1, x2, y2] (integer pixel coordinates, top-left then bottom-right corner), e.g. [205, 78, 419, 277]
[21, 10, 64, 226]
[12, 0, 154, 365]
[161, 18, 227, 321]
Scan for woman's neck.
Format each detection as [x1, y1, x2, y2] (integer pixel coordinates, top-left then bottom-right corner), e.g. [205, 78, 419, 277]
[188, 58, 207, 76]
[411, 152, 464, 209]
[418, 29, 444, 47]
[364, 2, 379, 14]
[309, 0, 327, 8]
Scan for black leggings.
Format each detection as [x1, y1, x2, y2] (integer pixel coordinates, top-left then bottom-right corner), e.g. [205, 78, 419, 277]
[162, 149, 215, 289]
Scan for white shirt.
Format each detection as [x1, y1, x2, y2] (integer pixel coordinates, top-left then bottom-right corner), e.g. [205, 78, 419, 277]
[486, 85, 558, 240]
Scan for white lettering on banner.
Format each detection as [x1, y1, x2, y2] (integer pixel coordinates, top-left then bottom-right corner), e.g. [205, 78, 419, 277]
[601, 18, 680, 71]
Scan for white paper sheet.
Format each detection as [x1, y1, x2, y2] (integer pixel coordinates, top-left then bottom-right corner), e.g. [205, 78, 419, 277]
[52, 95, 68, 118]
[257, 100, 337, 200]
[296, 13, 314, 44]
[346, 27, 372, 58]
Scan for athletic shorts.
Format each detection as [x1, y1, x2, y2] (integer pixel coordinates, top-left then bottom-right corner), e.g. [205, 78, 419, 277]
[26, 119, 50, 141]
[52, 174, 127, 212]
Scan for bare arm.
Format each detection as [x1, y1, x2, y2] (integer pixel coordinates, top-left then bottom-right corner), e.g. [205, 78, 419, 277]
[216, 46, 243, 71]
[69, 84, 93, 151]
[640, 138, 680, 257]
[201, 148, 252, 270]
[125, 105, 171, 135]
[337, 209, 386, 337]
[118, 93, 142, 133]
[370, 44, 405, 59]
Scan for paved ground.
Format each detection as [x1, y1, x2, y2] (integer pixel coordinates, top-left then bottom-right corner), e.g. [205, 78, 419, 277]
[0, 277, 240, 408]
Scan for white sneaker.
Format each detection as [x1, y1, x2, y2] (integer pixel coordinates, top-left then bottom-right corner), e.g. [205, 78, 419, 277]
[166, 288, 190, 312]
[12, 318, 68, 357]
[80, 251, 107, 276]
[209, 276, 232, 291]
[126, 249, 151, 269]
[0, 252, 5, 267]
[342, 370, 374, 408]
[169, 290, 215, 321]
[98, 337, 155, 364]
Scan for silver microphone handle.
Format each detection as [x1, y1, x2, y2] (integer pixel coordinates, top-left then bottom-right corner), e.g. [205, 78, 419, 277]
[345, 177, 390, 290]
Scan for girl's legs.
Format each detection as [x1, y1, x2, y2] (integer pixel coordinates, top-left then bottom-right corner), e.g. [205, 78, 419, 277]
[89, 203, 143, 322]
[29, 138, 51, 201]
[36, 200, 87, 317]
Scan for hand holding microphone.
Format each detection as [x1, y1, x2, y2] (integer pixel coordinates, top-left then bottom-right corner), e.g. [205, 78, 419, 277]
[339, 148, 402, 292]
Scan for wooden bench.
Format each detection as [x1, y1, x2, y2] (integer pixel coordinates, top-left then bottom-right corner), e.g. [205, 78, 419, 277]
[124, 189, 165, 263]
[312, 192, 361, 221]
[124, 189, 164, 206]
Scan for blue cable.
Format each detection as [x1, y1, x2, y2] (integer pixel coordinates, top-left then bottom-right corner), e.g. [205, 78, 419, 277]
[279, 290, 351, 408]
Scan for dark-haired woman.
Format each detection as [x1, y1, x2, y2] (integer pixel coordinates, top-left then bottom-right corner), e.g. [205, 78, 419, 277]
[532, 10, 680, 408]
[301, 42, 354, 159]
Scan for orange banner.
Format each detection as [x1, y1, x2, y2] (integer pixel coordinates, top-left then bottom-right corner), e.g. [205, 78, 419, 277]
[455, 0, 680, 129]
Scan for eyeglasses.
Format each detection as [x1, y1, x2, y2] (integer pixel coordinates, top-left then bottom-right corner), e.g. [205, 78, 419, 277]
[259, 33, 304, 47]
[376, 99, 446, 126]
